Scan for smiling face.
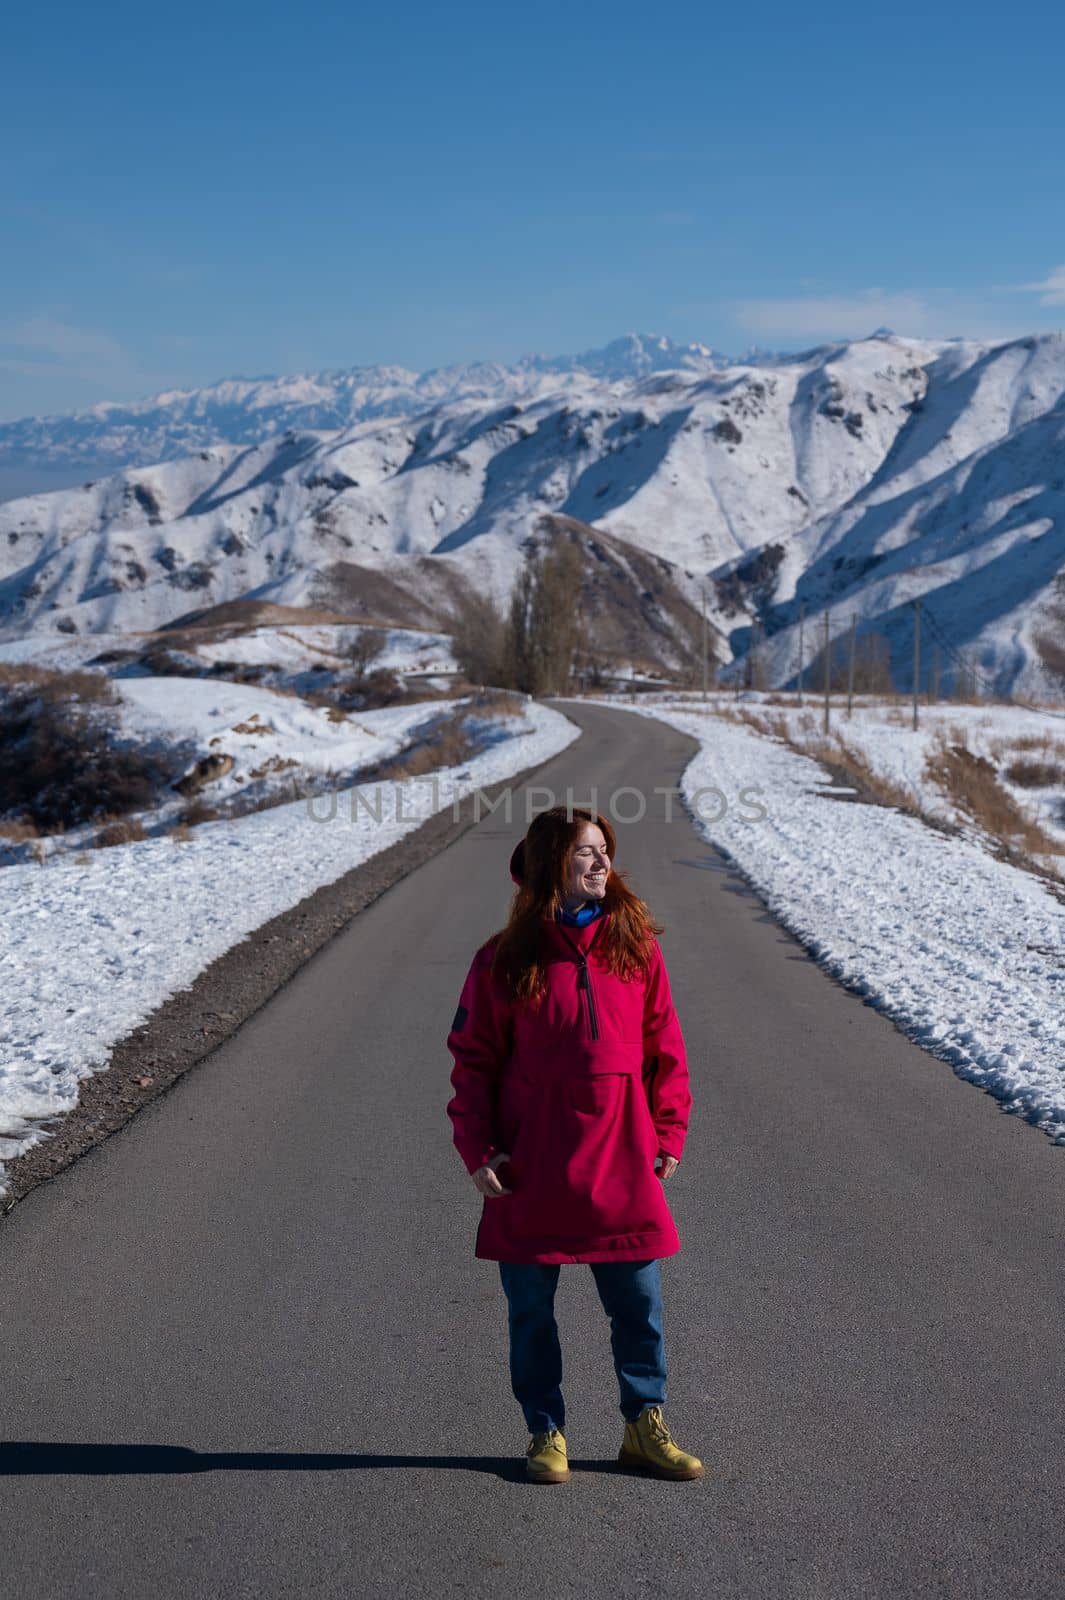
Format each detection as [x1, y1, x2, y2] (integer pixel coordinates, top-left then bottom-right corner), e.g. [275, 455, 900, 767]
[562, 821, 611, 911]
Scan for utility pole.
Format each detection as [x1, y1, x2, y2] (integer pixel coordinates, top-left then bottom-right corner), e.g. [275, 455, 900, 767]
[701, 587, 708, 704]
[574, 594, 584, 697]
[822, 610, 831, 734]
[912, 597, 921, 731]
[797, 600, 805, 707]
[751, 617, 763, 693]
[847, 612, 856, 717]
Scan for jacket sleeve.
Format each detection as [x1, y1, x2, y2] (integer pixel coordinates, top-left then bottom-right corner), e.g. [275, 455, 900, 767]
[446, 943, 514, 1175]
[641, 939, 691, 1162]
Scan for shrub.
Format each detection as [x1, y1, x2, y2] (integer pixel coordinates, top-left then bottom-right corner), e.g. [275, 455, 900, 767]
[345, 628, 389, 679]
[0, 667, 173, 832]
[182, 798, 222, 826]
[94, 818, 148, 849]
[1004, 758, 1064, 789]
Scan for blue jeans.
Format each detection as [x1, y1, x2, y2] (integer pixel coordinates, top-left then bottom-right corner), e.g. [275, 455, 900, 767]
[498, 1259, 667, 1432]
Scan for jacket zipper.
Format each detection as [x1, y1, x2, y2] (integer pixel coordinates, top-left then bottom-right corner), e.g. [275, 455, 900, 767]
[578, 960, 600, 1040]
[558, 923, 603, 1041]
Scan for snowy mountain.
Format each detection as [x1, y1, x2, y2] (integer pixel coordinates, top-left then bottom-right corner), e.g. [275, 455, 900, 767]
[0, 334, 732, 473]
[723, 333, 1065, 698]
[1, 329, 1063, 698]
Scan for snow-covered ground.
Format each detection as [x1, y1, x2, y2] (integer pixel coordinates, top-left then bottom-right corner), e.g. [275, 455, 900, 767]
[579, 693, 1065, 1145]
[714, 695, 1065, 855]
[0, 621, 471, 864]
[115, 679, 438, 811]
[187, 621, 458, 682]
[0, 619, 460, 683]
[0, 697, 580, 1192]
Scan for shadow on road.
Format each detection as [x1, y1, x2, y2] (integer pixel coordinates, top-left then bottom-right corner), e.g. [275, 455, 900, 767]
[0, 1442, 626, 1480]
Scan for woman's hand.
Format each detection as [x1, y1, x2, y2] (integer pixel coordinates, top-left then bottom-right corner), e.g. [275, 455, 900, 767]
[654, 1154, 679, 1181]
[472, 1151, 512, 1196]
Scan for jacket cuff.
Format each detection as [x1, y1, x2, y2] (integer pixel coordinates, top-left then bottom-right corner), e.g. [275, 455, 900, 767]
[655, 1132, 686, 1161]
[461, 1144, 500, 1175]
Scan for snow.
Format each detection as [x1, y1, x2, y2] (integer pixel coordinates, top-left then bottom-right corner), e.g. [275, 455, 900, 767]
[705, 697, 1065, 853]
[113, 677, 443, 803]
[0, 698, 581, 1192]
[570, 694, 1065, 1145]
[0, 333, 730, 474]
[1, 327, 1061, 702]
[0, 626, 473, 866]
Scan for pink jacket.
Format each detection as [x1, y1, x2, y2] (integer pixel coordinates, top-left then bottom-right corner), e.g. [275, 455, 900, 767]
[446, 905, 691, 1264]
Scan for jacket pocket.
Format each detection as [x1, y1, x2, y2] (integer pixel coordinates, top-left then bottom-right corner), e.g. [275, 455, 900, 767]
[567, 1071, 627, 1117]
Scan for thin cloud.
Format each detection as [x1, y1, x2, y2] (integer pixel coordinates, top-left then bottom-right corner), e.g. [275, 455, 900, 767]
[733, 290, 935, 339]
[0, 314, 186, 418]
[1012, 265, 1065, 306]
[0, 315, 128, 366]
[730, 288, 1047, 346]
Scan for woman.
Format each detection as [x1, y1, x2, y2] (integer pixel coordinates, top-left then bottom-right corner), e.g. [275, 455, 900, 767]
[446, 805, 703, 1485]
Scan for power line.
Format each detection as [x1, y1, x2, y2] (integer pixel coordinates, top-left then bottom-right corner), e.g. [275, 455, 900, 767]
[917, 601, 999, 697]
[919, 599, 1065, 722]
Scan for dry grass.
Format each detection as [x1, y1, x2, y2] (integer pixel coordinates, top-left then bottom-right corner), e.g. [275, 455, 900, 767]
[0, 818, 40, 842]
[94, 818, 148, 849]
[716, 700, 1063, 883]
[0, 662, 116, 704]
[726, 705, 924, 814]
[248, 756, 299, 781]
[182, 798, 223, 826]
[923, 730, 1064, 873]
[350, 690, 522, 784]
[1005, 758, 1065, 789]
[806, 733, 921, 813]
[375, 719, 479, 779]
[712, 704, 778, 738]
[464, 688, 528, 720]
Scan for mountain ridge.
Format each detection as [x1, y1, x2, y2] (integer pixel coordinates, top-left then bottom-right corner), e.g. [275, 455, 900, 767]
[0, 333, 746, 472]
[0, 328, 1061, 701]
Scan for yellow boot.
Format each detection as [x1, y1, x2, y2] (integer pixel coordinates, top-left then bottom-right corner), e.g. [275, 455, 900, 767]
[526, 1426, 570, 1484]
[618, 1405, 704, 1480]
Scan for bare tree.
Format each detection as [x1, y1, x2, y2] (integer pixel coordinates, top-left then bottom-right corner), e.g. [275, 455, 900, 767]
[447, 535, 589, 696]
[531, 538, 583, 694]
[450, 590, 507, 687]
[345, 627, 388, 682]
[497, 538, 585, 695]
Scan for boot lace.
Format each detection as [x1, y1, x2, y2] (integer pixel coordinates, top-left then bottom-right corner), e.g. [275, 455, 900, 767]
[643, 1407, 672, 1443]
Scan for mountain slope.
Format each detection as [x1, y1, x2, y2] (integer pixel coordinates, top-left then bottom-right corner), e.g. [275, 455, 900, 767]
[1, 330, 1063, 699]
[719, 334, 1065, 697]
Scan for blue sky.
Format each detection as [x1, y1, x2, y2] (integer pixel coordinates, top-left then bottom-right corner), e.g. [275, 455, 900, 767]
[3, 0, 1065, 420]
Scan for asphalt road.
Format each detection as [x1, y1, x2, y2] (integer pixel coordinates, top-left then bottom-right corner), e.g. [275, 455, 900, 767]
[4, 699, 1064, 1600]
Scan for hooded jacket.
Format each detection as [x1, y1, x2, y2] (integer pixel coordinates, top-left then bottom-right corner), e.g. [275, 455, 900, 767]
[445, 843, 691, 1264]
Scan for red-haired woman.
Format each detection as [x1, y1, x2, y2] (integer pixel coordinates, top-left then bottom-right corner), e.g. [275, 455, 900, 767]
[446, 806, 703, 1485]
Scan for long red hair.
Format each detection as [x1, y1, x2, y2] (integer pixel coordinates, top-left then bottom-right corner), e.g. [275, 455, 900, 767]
[491, 807, 663, 1003]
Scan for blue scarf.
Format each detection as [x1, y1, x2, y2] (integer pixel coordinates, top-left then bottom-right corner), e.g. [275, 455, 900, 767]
[555, 901, 604, 928]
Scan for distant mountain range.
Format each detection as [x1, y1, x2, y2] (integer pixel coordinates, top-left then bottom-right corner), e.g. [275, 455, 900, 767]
[0, 329, 1062, 699]
[0, 334, 743, 473]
